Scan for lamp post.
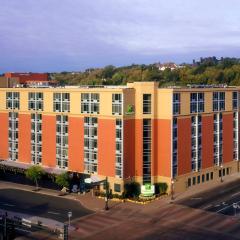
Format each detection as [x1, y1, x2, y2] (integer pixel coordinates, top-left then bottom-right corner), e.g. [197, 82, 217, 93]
[105, 177, 109, 211]
[171, 179, 174, 201]
[68, 211, 72, 227]
[220, 164, 223, 183]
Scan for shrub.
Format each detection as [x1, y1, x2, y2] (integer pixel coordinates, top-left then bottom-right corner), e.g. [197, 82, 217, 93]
[154, 182, 168, 195]
[124, 182, 141, 198]
[55, 172, 70, 190]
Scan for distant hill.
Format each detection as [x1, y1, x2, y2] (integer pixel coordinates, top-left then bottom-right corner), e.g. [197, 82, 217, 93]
[50, 57, 240, 86]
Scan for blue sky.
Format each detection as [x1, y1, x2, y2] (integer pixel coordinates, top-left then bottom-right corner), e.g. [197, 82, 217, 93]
[1, 0, 240, 72]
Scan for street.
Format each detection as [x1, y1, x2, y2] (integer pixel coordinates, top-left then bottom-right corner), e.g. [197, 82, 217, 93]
[0, 188, 92, 222]
[176, 178, 240, 217]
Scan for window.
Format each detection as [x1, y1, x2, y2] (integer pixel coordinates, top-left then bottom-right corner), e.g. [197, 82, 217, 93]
[114, 183, 121, 192]
[197, 175, 200, 184]
[28, 92, 43, 111]
[202, 174, 205, 183]
[112, 94, 122, 115]
[213, 92, 225, 111]
[173, 93, 180, 115]
[143, 94, 151, 114]
[190, 93, 204, 113]
[193, 177, 196, 185]
[210, 172, 213, 180]
[81, 93, 99, 114]
[187, 178, 191, 187]
[206, 173, 209, 181]
[53, 93, 70, 112]
[6, 92, 20, 110]
[233, 92, 238, 110]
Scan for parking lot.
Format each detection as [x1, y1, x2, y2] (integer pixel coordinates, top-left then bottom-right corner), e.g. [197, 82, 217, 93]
[176, 178, 240, 217]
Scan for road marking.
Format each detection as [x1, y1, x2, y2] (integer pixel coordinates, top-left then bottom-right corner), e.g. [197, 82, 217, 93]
[202, 204, 212, 209]
[3, 203, 15, 207]
[48, 211, 60, 215]
[217, 200, 240, 213]
[231, 192, 240, 197]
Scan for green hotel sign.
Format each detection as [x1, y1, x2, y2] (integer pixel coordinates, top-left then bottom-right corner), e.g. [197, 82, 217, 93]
[141, 184, 155, 197]
[125, 104, 134, 115]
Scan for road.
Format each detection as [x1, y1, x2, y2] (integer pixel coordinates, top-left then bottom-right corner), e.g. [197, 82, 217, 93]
[176, 178, 240, 217]
[0, 188, 92, 222]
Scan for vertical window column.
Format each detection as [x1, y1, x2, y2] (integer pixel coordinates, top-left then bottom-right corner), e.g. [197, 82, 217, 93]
[31, 113, 42, 164]
[143, 119, 151, 184]
[84, 117, 98, 173]
[191, 116, 202, 171]
[56, 115, 68, 169]
[115, 119, 123, 178]
[214, 113, 223, 165]
[8, 112, 19, 161]
[233, 112, 238, 160]
[172, 118, 178, 178]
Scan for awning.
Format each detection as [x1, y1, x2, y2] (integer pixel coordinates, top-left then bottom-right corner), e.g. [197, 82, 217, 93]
[0, 160, 66, 175]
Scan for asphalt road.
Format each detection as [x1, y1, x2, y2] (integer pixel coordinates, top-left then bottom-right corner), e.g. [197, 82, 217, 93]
[176, 178, 240, 217]
[0, 188, 92, 222]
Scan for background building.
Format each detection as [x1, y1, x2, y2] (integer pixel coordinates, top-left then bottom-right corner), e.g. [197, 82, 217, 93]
[0, 82, 238, 194]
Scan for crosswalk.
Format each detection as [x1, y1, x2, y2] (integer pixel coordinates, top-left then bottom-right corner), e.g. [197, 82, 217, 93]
[70, 203, 240, 239]
[72, 213, 121, 239]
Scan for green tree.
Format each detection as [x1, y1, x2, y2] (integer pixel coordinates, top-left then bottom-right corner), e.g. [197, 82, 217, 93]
[55, 172, 70, 190]
[25, 165, 44, 190]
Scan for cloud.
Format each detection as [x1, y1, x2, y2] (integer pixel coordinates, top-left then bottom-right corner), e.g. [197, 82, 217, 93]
[0, 0, 240, 71]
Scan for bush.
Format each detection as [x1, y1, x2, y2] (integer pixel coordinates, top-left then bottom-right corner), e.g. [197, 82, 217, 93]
[124, 182, 141, 198]
[154, 182, 168, 195]
[55, 172, 70, 190]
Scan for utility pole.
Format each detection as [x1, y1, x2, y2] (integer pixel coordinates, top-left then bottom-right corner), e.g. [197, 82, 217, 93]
[105, 177, 109, 211]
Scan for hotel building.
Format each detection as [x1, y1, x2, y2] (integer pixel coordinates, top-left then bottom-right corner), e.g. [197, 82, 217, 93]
[0, 82, 239, 193]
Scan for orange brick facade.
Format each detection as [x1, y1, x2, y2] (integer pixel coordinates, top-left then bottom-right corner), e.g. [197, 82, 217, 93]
[0, 82, 239, 193]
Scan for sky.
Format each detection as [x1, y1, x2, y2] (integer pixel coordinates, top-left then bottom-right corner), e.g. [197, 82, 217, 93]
[1, 0, 240, 72]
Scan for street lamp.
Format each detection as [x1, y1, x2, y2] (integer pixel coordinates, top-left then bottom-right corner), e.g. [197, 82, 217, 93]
[233, 203, 238, 217]
[68, 211, 72, 227]
[220, 164, 223, 183]
[171, 179, 174, 201]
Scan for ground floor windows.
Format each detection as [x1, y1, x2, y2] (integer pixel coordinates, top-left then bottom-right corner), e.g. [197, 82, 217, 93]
[114, 183, 121, 193]
[187, 168, 230, 188]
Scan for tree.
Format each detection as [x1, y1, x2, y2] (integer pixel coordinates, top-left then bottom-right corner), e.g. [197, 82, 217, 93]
[25, 165, 44, 190]
[55, 172, 69, 191]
